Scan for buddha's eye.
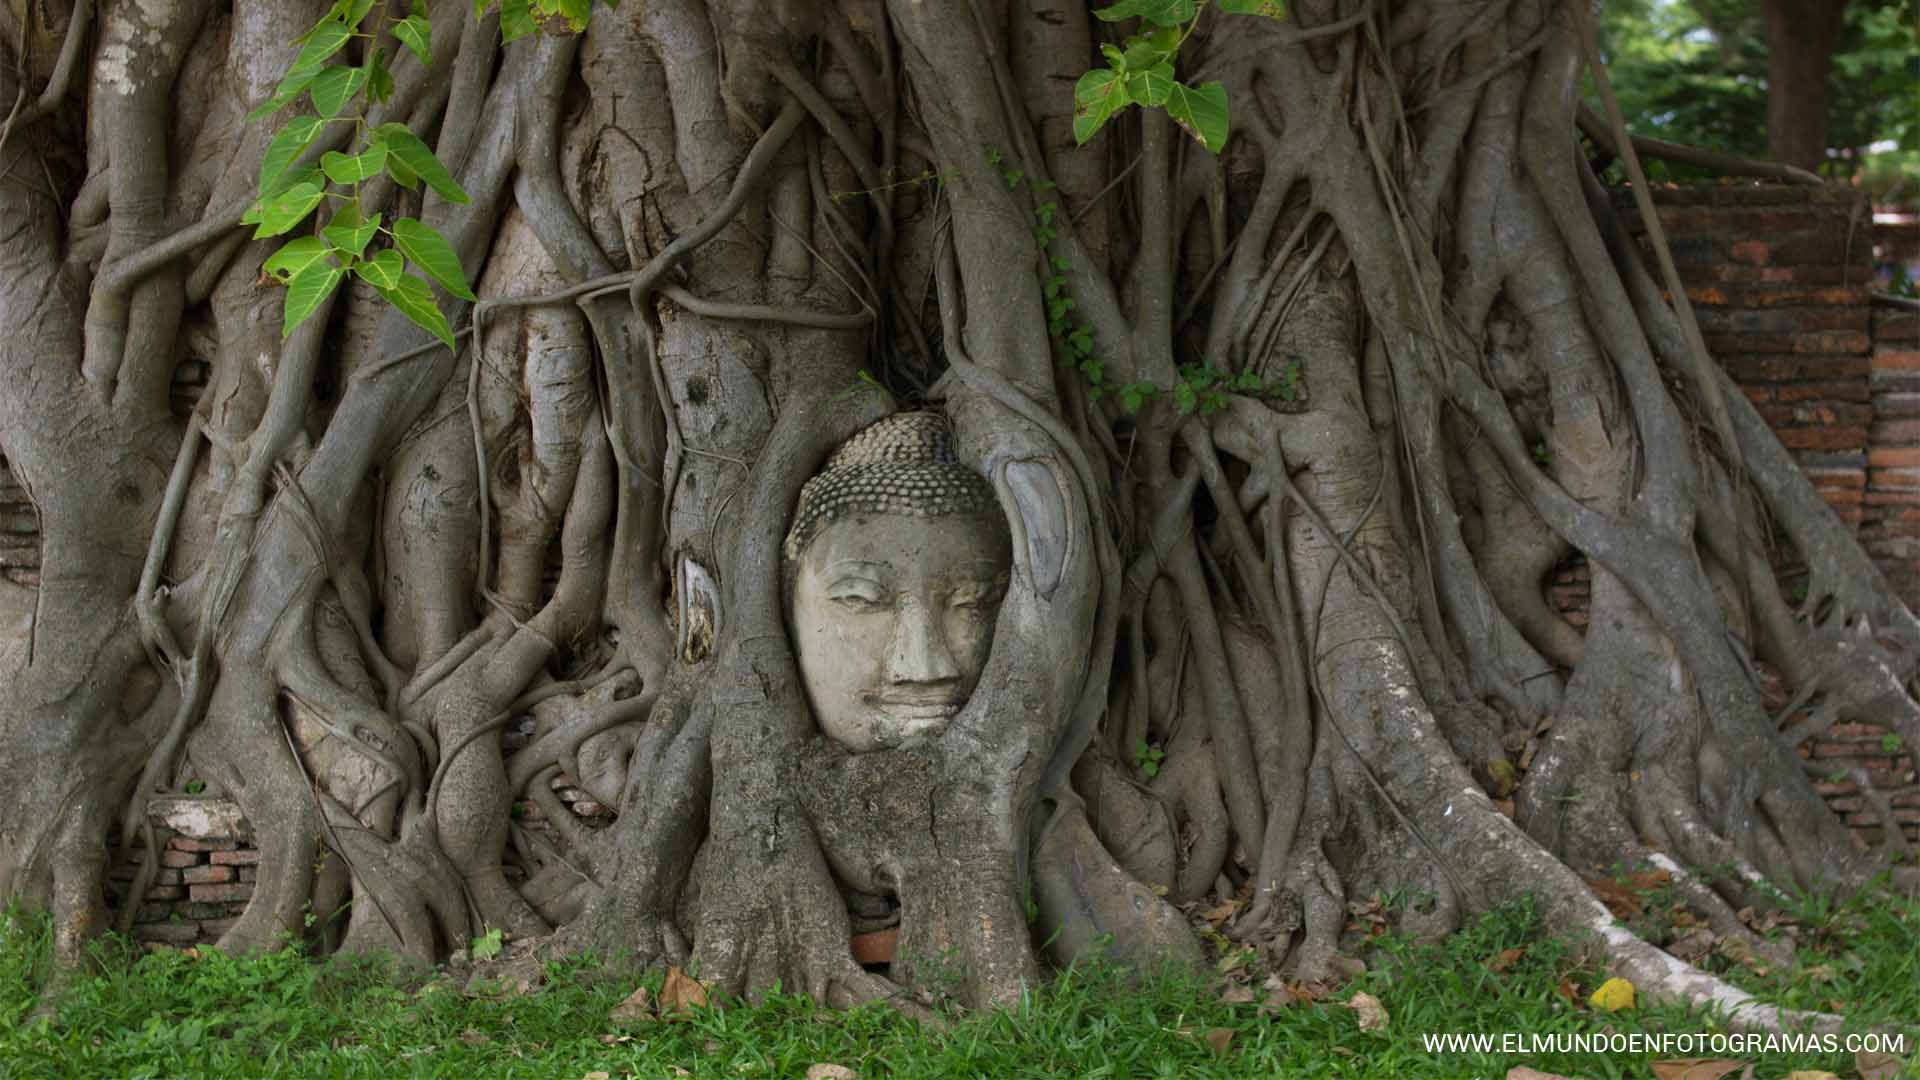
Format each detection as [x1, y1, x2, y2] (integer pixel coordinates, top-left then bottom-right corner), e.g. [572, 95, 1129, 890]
[829, 581, 890, 612]
[949, 582, 1003, 611]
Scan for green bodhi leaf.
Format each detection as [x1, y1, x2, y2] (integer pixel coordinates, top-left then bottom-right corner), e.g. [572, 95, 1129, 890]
[1073, 68, 1129, 145]
[323, 208, 381, 259]
[281, 261, 346, 339]
[262, 236, 330, 283]
[354, 249, 406, 291]
[378, 274, 458, 350]
[1094, 0, 1196, 26]
[321, 145, 387, 185]
[393, 14, 433, 64]
[308, 65, 369, 119]
[1164, 80, 1229, 152]
[499, 0, 536, 41]
[259, 116, 326, 195]
[393, 218, 477, 300]
[253, 182, 327, 239]
[374, 124, 470, 204]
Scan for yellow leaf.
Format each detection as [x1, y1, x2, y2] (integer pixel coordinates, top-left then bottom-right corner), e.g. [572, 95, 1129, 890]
[1588, 976, 1635, 1012]
[1780, 1072, 1840, 1080]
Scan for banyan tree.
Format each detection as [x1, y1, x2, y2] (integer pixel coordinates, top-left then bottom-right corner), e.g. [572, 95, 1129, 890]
[0, 0, 1913, 1026]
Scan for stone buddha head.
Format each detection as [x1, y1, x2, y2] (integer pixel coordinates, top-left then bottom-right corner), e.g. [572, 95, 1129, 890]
[783, 412, 1012, 752]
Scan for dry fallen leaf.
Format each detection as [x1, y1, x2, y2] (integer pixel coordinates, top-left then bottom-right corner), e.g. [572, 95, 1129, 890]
[1346, 991, 1389, 1034]
[581, 1072, 610, 1080]
[1202, 1028, 1235, 1054]
[609, 984, 654, 1024]
[1220, 985, 1256, 1005]
[457, 1028, 491, 1046]
[1855, 1049, 1904, 1080]
[1200, 899, 1243, 926]
[1649, 1059, 1745, 1080]
[1588, 977, 1635, 1012]
[805, 1065, 857, 1080]
[1779, 1072, 1839, 1080]
[659, 966, 711, 1015]
[1487, 947, 1525, 972]
[1507, 1068, 1579, 1080]
[1668, 928, 1716, 965]
[596, 1033, 634, 1046]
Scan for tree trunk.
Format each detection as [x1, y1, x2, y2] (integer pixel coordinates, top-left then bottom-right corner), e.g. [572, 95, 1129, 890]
[1762, 0, 1850, 170]
[0, 0, 1912, 1028]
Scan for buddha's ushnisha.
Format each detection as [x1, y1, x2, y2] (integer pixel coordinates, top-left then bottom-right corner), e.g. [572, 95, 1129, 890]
[783, 412, 1012, 752]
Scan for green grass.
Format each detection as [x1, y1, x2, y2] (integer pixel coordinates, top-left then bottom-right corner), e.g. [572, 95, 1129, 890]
[1, 885, 1914, 1079]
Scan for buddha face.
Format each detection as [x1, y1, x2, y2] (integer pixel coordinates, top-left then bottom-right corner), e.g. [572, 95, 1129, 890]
[789, 510, 1011, 751]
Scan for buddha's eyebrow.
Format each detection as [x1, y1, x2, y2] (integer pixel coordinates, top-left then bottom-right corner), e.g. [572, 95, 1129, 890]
[823, 559, 891, 575]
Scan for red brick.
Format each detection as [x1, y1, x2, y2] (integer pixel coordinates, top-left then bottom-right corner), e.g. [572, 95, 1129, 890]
[1870, 447, 1920, 467]
[1778, 380, 1870, 403]
[1875, 311, 1920, 341]
[209, 848, 260, 866]
[182, 864, 232, 885]
[1730, 240, 1771, 265]
[1873, 350, 1920, 372]
[1873, 419, 1920, 444]
[1735, 284, 1871, 307]
[166, 837, 237, 853]
[188, 882, 251, 903]
[158, 850, 199, 868]
[1870, 468, 1920, 490]
[1726, 355, 1869, 381]
[1685, 286, 1732, 306]
[1779, 427, 1869, 451]
[1822, 489, 1866, 507]
[133, 922, 202, 946]
[851, 928, 898, 965]
[1798, 330, 1871, 353]
[1803, 465, 1867, 488]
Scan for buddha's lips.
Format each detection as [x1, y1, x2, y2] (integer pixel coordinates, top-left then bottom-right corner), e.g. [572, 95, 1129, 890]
[868, 696, 962, 719]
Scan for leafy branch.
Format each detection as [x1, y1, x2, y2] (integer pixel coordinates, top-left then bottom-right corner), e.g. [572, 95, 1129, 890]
[250, 0, 620, 348]
[1073, 0, 1285, 154]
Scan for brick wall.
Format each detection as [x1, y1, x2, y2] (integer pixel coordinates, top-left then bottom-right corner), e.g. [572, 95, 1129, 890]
[108, 798, 256, 947]
[1638, 185, 1876, 530]
[0, 455, 37, 587]
[1867, 303, 1920, 601]
[1609, 183, 1916, 848]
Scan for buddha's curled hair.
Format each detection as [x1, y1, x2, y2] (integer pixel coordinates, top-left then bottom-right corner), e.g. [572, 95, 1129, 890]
[783, 412, 1000, 562]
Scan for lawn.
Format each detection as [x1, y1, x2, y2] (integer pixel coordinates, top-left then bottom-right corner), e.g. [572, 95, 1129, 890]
[1, 881, 1913, 1079]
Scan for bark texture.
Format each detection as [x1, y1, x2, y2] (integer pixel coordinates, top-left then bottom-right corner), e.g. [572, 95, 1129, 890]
[0, 0, 1913, 1025]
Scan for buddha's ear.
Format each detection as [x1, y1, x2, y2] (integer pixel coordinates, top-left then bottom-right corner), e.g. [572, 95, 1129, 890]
[996, 457, 1074, 602]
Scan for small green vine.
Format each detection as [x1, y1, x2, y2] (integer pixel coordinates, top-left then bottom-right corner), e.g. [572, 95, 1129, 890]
[991, 149, 1303, 417]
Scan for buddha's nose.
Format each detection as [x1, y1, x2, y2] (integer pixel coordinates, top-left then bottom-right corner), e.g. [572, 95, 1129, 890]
[887, 601, 961, 686]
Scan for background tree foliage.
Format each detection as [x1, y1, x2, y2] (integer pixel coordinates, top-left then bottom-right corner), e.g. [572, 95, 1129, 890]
[1596, 0, 1917, 183]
